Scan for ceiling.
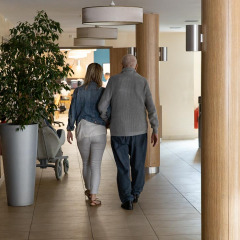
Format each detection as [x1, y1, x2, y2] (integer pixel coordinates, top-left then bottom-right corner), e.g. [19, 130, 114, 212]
[1, 0, 201, 33]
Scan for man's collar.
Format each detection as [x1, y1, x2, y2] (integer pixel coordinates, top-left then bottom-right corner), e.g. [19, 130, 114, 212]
[121, 67, 136, 72]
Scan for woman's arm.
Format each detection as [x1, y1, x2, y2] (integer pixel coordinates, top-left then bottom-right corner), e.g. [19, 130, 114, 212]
[67, 88, 78, 131]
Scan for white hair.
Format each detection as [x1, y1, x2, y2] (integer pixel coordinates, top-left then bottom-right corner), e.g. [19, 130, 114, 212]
[122, 54, 137, 68]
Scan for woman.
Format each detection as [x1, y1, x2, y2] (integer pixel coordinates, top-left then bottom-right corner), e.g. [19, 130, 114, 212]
[67, 63, 107, 206]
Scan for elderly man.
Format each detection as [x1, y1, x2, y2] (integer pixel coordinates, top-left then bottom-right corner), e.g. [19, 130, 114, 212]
[98, 54, 159, 210]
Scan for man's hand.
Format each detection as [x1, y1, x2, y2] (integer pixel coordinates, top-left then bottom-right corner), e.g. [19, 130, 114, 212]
[67, 131, 73, 144]
[151, 132, 158, 147]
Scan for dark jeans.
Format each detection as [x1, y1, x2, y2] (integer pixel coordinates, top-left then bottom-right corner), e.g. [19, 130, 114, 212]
[111, 133, 147, 203]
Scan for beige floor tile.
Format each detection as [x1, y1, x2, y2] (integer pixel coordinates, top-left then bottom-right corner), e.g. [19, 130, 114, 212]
[34, 205, 88, 214]
[150, 219, 201, 228]
[38, 184, 83, 192]
[0, 211, 33, 219]
[139, 202, 193, 210]
[91, 216, 150, 230]
[94, 237, 158, 240]
[0, 231, 29, 239]
[141, 188, 179, 194]
[36, 194, 86, 203]
[34, 200, 88, 209]
[30, 222, 91, 232]
[92, 225, 156, 238]
[0, 224, 31, 231]
[146, 213, 200, 221]
[142, 207, 199, 215]
[88, 207, 144, 217]
[96, 194, 120, 200]
[140, 193, 185, 201]
[90, 214, 149, 225]
[0, 217, 32, 226]
[33, 209, 89, 218]
[33, 239, 92, 240]
[32, 216, 90, 225]
[157, 235, 201, 240]
[154, 226, 201, 236]
[29, 230, 92, 239]
[0, 205, 34, 213]
[34, 239, 92, 240]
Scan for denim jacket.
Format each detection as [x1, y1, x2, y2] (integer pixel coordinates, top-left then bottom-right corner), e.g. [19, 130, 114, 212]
[67, 82, 106, 131]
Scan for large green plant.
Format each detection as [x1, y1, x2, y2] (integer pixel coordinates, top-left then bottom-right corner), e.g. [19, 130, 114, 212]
[0, 10, 73, 129]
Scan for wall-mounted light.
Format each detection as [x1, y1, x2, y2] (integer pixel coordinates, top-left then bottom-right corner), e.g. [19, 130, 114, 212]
[159, 47, 168, 61]
[82, 1, 143, 26]
[186, 25, 202, 51]
[127, 47, 137, 57]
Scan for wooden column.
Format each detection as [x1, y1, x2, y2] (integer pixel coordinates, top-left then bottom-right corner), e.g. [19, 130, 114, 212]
[202, 0, 240, 239]
[136, 14, 160, 172]
[110, 48, 128, 76]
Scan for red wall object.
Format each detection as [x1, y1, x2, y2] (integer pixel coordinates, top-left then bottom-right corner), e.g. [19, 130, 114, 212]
[194, 107, 199, 129]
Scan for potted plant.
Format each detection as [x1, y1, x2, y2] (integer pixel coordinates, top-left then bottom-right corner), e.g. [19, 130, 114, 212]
[0, 10, 73, 206]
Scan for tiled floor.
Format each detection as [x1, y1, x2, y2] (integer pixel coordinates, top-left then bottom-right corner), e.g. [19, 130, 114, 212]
[0, 114, 201, 240]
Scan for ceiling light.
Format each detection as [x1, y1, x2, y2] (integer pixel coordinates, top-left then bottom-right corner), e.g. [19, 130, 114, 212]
[77, 27, 118, 39]
[74, 38, 105, 47]
[82, 1, 143, 26]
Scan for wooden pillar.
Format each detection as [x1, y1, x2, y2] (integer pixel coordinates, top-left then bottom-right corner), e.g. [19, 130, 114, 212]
[110, 48, 128, 76]
[136, 14, 160, 172]
[202, 0, 240, 239]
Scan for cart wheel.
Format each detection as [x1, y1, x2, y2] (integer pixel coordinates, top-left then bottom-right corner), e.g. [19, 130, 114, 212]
[55, 159, 62, 180]
[63, 159, 69, 174]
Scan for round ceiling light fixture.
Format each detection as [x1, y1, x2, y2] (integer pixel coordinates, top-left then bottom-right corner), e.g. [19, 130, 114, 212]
[77, 27, 118, 39]
[82, 1, 143, 26]
[74, 38, 105, 47]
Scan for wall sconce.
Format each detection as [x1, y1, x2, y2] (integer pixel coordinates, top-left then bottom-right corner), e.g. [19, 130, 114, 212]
[159, 47, 168, 61]
[186, 25, 202, 51]
[127, 47, 137, 57]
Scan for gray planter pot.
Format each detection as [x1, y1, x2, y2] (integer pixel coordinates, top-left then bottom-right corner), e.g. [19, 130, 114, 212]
[0, 124, 38, 206]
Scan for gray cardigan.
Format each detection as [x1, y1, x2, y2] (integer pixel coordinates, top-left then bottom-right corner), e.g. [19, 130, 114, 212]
[98, 67, 159, 137]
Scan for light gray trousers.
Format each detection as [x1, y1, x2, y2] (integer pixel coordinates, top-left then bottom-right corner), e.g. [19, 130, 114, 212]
[77, 134, 106, 194]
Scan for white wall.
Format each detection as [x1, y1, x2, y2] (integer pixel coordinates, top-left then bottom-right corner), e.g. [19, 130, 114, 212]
[58, 32, 75, 47]
[0, 14, 13, 39]
[159, 33, 200, 139]
[194, 52, 201, 108]
[105, 30, 135, 48]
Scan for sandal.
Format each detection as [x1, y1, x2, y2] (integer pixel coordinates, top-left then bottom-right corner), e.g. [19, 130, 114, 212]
[90, 198, 101, 206]
[85, 190, 91, 200]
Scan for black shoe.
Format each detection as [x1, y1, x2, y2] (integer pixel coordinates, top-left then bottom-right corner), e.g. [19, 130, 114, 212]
[121, 201, 133, 210]
[133, 194, 139, 203]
